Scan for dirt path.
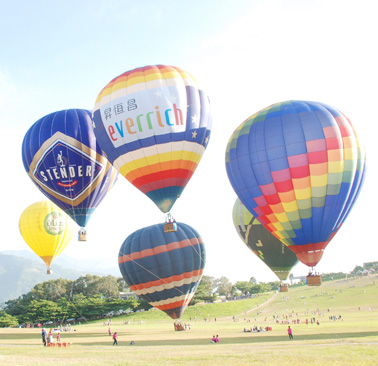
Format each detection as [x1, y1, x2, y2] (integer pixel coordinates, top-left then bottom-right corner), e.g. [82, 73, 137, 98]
[220, 291, 279, 321]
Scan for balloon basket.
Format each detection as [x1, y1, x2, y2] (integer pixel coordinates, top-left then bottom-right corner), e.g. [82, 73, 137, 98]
[164, 222, 177, 233]
[306, 275, 321, 286]
[279, 284, 289, 292]
[174, 322, 186, 331]
[78, 228, 87, 241]
[47, 267, 53, 275]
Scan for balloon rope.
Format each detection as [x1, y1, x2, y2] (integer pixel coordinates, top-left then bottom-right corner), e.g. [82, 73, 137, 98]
[177, 224, 205, 263]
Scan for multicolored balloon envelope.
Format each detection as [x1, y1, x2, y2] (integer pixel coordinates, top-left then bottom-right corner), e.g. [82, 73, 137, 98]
[92, 65, 212, 213]
[22, 109, 118, 229]
[233, 198, 298, 281]
[226, 101, 366, 268]
[19, 200, 74, 273]
[118, 222, 206, 319]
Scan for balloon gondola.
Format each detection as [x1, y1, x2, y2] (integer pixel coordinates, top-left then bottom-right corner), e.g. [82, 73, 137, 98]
[164, 213, 177, 233]
[78, 227, 87, 241]
[279, 284, 289, 292]
[226, 101, 366, 273]
[306, 273, 322, 286]
[22, 109, 118, 241]
[118, 222, 206, 319]
[19, 200, 74, 274]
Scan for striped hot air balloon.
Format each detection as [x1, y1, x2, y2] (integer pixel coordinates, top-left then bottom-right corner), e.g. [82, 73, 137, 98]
[226, 101, 366, 268]
[118, 222, 206, 319]
[92, 65, 212, 213]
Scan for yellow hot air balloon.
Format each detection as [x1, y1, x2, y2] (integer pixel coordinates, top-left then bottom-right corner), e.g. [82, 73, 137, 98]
[19, 200, 74, 274]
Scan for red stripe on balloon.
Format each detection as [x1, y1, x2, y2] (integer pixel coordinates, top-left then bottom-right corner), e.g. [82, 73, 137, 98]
[274, 179, 294, 192]
[157, 297, 192, 311]
[118, 238, 203, 264]
[132, 168, 194, 188]
[264, 193, 281, 205]
[290, 165, 309, 179]
[129, 269, 204, 291]
[308, 151, 328, 164]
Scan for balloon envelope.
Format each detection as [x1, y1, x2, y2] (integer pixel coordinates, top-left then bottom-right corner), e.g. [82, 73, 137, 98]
[226, 101, 366, 267]
[22, 109, 118, 228]
[93, 65, 212, 213]
[118, 222, 206, 319]
[233, 198, 298, 281]
[19, 200, 74, 268]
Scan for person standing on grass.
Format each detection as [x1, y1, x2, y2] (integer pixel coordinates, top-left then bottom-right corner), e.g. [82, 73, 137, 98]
[41, 328, 47, 346]
[113, 332, 118, 345]
[108, 327, 111, 336]
[288, 326, 293, 340]
[48, 329, 54, 344]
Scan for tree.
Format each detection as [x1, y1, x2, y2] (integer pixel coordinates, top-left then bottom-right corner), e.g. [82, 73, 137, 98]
[249, 277, 257, 284]
[249, 283, 270, 294]
[23, 300, 62, 324]
[216, 276, 233, 298]
[88, 275, 120, 299]
[191, 276, 216, 304]
[350, 265, 364, 276]
[30, 279, 70, 302]
[117, 278, 130, 292]
[233, 281, 252, 295]
[0, 311, 18, 327]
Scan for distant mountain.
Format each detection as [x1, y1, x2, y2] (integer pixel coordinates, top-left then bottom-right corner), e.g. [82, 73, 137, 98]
[0, 252, 122, 304]
[1, 250, 121, 277]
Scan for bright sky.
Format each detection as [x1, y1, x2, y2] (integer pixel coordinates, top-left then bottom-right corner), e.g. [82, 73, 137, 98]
[1, 0, 377, 283]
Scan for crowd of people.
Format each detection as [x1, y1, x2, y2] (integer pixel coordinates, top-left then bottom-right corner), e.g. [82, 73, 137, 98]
[244, 326, 272, 332]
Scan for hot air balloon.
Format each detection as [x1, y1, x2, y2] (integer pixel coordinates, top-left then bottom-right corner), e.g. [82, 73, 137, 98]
[92, 65, 212, 217]
[19, 200, 74, 274]
[226, 101, 366, 269]
[22, 109, 118, 240]
[233, 198, 298, 282]
[118, 222, 206, 319]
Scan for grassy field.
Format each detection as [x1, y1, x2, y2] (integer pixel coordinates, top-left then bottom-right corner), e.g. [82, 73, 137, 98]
[1, 276, 378, 365]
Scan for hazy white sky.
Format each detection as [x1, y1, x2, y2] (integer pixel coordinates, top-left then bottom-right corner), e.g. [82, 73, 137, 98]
[1, 0, 377, 283]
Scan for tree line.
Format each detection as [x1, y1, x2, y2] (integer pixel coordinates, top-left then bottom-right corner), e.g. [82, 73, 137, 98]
[4, 261, 371, 328]
[0, 274, 281, 327]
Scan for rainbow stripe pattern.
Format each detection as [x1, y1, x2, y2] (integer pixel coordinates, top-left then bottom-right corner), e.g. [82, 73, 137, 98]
[118, 222, 206, 319]
[93, 65, 212, 213]
[226, 101, 366, 267]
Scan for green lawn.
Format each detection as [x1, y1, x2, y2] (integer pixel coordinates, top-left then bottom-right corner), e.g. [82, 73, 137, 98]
[0, 276, 378, 365]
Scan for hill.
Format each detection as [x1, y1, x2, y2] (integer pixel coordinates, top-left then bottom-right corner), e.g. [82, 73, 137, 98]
[1, 275, 378, 366]
[0, 253, 120, 304]
[1, 250, 121, 277]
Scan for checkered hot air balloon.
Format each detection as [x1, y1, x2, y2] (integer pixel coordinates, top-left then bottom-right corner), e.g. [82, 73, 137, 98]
[226, 101, 366, 268]
[118, 222, 206, 319]
[92, 65, 212, 214]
